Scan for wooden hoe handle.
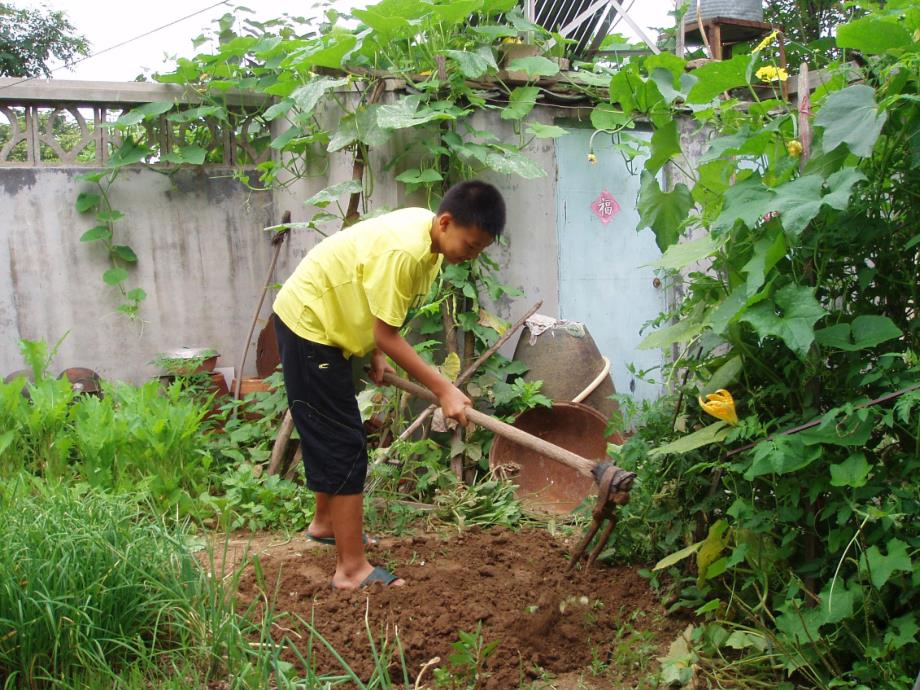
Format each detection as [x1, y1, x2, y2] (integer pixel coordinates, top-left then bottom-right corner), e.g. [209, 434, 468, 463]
[381, 372, 597, 479]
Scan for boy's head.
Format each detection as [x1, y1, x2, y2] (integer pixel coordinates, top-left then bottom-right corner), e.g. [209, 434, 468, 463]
[431, 180, 506, 264]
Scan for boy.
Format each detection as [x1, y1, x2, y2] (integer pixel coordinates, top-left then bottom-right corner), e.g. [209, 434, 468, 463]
[272, 180, 506, 590]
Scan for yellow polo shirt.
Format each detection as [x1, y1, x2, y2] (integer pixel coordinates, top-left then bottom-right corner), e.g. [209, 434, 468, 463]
[273, 208, 442, 358]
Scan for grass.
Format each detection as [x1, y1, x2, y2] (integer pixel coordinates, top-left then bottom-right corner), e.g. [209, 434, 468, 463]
[0, 475, 304, 689]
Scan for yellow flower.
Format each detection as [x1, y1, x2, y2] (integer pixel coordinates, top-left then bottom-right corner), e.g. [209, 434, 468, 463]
[698, 389, 739, 426]
[587, 152, 597, 164]
[755, 65, 789, 83]
[754, 30, 778, 53]
[786, 139, 803, 157]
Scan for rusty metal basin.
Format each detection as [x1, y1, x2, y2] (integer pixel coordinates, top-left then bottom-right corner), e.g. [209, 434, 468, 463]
[489, 402, 624, 514]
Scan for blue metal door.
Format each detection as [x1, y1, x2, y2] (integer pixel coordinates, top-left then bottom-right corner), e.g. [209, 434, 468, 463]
[555, 128, 665, 402]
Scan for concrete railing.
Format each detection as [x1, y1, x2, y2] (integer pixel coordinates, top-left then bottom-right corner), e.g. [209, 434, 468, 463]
[0, 78, 271, 167]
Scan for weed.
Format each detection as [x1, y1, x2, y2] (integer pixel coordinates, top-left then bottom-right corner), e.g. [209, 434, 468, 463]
[433, 622, 500, 689]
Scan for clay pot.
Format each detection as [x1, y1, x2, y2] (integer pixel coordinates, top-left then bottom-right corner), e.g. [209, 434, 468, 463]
[511, 323, 619, 421]
[489, 402, 625, 514]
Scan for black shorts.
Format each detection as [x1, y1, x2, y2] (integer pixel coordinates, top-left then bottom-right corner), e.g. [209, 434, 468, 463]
[274, 314, 368, 495]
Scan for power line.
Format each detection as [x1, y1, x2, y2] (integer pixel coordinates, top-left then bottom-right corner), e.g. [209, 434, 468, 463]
[0, 0, 230, 91]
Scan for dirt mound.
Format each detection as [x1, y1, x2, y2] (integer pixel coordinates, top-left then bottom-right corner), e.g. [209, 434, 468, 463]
[233, 526, 680, 688]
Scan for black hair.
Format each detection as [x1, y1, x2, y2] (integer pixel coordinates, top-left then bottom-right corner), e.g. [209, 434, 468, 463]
[437, 180, 506, 238]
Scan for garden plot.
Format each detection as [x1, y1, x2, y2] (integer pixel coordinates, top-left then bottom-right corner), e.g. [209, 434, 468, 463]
[221, 526, 683, 688]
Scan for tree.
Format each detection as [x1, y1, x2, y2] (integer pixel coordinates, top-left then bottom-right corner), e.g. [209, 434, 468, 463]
[0, 2, 90, 78]
[763, 0, 856, 66]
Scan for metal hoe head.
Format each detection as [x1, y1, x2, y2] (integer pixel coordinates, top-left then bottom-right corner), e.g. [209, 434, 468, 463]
[566, 462, 636, 572]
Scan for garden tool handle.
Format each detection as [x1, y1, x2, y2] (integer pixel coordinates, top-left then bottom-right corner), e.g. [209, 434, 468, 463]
[381, 372, 596, 479]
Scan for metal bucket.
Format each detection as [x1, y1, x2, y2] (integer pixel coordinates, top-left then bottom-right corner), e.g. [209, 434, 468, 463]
[684, 0, 763, 23]
[489, 402, 625, 514]
[512, 323, 619, 421]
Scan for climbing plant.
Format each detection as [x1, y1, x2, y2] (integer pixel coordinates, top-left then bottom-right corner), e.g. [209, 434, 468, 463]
[592, 4, 919, 688]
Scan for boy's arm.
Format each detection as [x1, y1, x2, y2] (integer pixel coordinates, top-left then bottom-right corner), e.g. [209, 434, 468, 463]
[372, 318, 471, 426]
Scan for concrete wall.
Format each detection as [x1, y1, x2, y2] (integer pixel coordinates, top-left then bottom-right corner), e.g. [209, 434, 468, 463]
[0, 92, 560, 383]
[1, 167, 273, 382]
[1, 80, 699, 386]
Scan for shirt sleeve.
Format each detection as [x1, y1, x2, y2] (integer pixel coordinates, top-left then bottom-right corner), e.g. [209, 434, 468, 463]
[362, 249, 421, 327]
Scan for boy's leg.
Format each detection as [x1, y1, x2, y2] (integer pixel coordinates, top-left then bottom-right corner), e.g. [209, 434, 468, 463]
[327, 492, 405, 589]
[308, 492, 333, 537]
[273, 314, 400, 587]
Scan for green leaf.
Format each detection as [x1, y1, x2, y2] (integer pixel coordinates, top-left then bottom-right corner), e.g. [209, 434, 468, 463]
[638, 303, 707, 350]
[111, 245, 138, 263]
[75, 171, 107, 183]
[116, 100, 174, 126]
[107, 140, 151, 167]
[772, 175, 826, 237]
[637, 172, 693, 251]
[305, 179, 363, 208]
[166, 105, 225, 123]
[482, 149, 545, 179]
[377, 95, 456, 129]
[0, 429, 15, 455]
[702, 356, 743, 395]
[648, 422, 730, 459]
[800, 411, 873, 447]
[287, 32, 357, 69]
[645, 120, 681, 174]
[861, 539, 912, 589]
[262, 98, 293, 121]
[79, 225, 112, 243]
[76, 192, 101, 213]
[836, 17, 913, 54]
[697, 519, 730, 584]
[445, 49, 492, 79]
[162, 145, 207, 165]
[884, 613, 918, 652]
[94, 210, 123, 224]
[501, 86, 540, 120]
[687, 54, 752, 103]
[709, 286, 765, 335]
[352, 5, 413, 39]
[815, 85, 887, 158]
[327, 106, 389, 152]
[652, 232, 723, 271]
[590, 103, 630, 131]
[126, 288, 147, 301]
[829, 452, 871, 488]
[712, 174, 775, 233]
[744, 436, 822, 479]
[270, 125, 302, 150]
[506, 55, 560, 79]
[395, 168, 442, 184]
[291, 77, 349, 117]
[103, 267, 129, 286]
[96, 210, 124, 223]
[740, 283, 826, 358]
[653, 540, 702, 571]
[814, 315, 903, 352]
[821, 167, 866, 209]
[742, 230, 786, 296]
[428, 0, 482, 25]
[650, 68, 688, 105]
[526, 122, 568, 139]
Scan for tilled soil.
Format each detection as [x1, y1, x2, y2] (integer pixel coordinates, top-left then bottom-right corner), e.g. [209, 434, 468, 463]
[229, 526, 680, 688]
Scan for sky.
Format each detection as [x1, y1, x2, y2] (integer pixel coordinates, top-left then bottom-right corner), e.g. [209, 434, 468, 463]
[17, 0, 675, 82]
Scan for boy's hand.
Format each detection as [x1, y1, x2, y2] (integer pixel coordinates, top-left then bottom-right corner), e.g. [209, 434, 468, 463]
[369, 349, 395, 385]
[437, 384, 472, 427]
